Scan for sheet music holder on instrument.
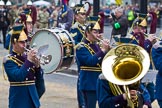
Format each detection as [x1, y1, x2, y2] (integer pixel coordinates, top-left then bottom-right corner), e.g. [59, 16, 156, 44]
[113, 35, 138, 44]
[141, 69, 158, 83]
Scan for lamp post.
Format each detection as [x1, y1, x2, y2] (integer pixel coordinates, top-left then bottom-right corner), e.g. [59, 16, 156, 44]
[139, 0, 147, 32]
[93, 0, 99, 16]
[139, 0, 147, 14]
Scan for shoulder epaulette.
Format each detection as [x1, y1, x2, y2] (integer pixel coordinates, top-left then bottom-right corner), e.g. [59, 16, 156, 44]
[74, 42, 84, 50]
[70, 32, 77, 37]
[3, 54, 11, 63]
[3, 55, 24, 66]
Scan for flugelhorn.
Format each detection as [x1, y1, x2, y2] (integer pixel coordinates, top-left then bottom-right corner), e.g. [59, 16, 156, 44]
[24, 44, 52, 65]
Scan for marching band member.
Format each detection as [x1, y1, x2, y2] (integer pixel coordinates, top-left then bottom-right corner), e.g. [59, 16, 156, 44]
[76, 17, 110, 108]
[5, 10, 34, 53]
[97, 74, 152, 108]
[151, 41, 162, 107]
[23, 9, 34, 41]
[130, 17, 157, 53]
[5, 13, 27, 53]
[57, 0, 74, 31]
[2, 25, 45, 108]
[70, 4, 87, 45]
[130, 17, 157, 102]
[70, 4, 87, 108]
[21, 0, 37, 33]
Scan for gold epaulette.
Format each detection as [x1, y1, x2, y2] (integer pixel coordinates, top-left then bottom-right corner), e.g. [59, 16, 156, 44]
[3, 55, 35, 72]
[70, 32, 77, 37]
[61, 11, 68, 18]
[8, 56, 23, 66]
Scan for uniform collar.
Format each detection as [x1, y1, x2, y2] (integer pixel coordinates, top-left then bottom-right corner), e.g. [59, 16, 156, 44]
[83, 38, 96, 45]
[12, 50, 23, 56]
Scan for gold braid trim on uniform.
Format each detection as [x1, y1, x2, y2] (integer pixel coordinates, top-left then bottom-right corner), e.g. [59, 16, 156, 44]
[9, 56, 23, 66]
[130, 35, 139, 44]
[83, 42, 101, 68]
[10, 80, 35, 86]
[82, 42, 95, 55]
[80, 66, 101, 72]
[61, 11, 68, 18]
[8, 56, 35, 73]
[109, 82, 123, 96]
[75, 42, 102, 68]
[77, 24, 86, 41]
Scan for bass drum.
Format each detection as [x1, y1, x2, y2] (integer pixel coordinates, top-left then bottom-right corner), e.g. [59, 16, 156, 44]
[30, 28, 75, 74]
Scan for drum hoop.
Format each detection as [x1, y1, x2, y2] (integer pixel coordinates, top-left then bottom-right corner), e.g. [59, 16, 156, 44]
[31, 29, 63, 73]
[31, 28, 76, 73]
[53, 29, 76, 71]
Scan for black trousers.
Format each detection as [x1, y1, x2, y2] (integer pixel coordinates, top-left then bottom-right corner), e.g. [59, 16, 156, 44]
[0, 27, 8, 48]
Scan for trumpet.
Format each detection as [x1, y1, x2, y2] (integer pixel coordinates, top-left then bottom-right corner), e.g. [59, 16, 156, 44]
[24, 44, 52, 65]
[143, 32, 161, 41]
[96, 35, 117, 48]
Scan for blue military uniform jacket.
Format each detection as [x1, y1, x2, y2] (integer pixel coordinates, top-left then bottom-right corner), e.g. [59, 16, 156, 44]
[76, 38, 106, 90]
[70, 22, 86, 45]
[57, 6, 74, 31]
[152, 42, 162, 100]
[3, 51, 45, 108]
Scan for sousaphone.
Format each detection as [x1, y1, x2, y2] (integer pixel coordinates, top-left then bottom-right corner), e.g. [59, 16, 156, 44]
[102, 44, 150, 85]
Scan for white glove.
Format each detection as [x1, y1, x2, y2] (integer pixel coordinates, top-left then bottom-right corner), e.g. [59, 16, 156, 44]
[59, 23, 65, 29]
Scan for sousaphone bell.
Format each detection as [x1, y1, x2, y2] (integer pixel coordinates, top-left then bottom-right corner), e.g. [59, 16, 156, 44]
[102, 44, 150, 86]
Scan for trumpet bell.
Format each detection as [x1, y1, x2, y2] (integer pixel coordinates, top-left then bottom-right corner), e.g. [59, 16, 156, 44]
[102, 44, 150, 85]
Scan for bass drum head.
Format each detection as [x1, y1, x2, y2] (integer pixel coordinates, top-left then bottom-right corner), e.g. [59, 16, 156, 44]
[30, 29, 62, 74]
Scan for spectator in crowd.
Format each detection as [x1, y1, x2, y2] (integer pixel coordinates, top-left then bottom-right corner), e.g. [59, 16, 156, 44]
[109, 6, 129, 37]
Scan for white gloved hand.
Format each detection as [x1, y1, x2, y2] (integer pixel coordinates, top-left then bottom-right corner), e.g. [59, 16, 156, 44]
[60, 24, 65, 29]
